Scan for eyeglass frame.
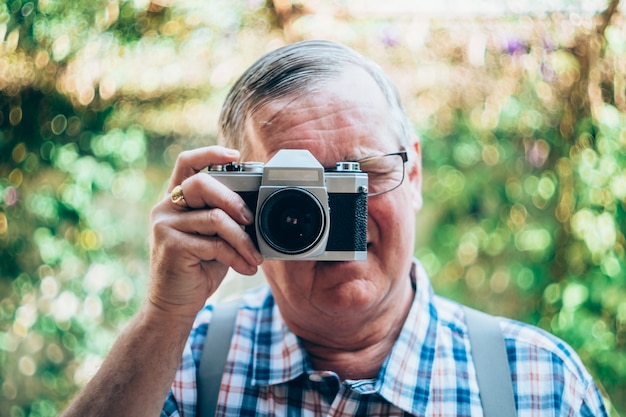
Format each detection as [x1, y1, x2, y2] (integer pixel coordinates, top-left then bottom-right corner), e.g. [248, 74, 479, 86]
[354, 150, 409, 197]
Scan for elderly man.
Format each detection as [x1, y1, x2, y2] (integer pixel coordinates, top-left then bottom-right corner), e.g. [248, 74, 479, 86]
[62, 40, 607, 416]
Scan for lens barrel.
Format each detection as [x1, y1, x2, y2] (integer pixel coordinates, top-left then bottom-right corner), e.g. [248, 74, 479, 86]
[257, 187, 326, 254]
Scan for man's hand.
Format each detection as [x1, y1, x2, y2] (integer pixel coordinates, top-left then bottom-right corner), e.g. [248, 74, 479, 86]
[147, 145, 263, 321]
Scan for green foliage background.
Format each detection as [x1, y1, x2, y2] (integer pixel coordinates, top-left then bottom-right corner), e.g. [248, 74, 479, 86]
[0, 0, 624, 415]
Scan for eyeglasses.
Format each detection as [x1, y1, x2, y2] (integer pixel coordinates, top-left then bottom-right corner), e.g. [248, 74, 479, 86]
[355, 150, 408, 197]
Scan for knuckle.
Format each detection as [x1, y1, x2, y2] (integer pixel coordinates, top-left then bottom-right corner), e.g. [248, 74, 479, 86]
[151, 219, 173, 244]
[207, 238, 231, 260]
[184, 172, 204, 188]
[205, 208, 228, 225]
[224, 190, 244, 209]
[176, 149, 194, 166]
[150, 209, 176, 243]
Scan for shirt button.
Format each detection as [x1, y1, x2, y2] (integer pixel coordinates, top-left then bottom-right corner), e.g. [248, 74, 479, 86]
[309, 373, 323, 382]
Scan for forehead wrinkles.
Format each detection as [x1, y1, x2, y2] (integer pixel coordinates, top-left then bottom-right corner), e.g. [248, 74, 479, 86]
[254, 83, 387, 133]
[250, 102, 383, 163]
[246, 106, 397, 168]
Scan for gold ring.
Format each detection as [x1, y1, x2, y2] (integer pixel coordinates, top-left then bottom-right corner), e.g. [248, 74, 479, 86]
[170, 185, 188, 208]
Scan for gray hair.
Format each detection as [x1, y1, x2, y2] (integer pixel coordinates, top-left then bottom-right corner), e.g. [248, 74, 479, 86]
[218, 40, 413, 158]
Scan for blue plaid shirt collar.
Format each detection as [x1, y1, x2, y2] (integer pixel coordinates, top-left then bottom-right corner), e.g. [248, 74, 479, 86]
[248, 261, 435, 415]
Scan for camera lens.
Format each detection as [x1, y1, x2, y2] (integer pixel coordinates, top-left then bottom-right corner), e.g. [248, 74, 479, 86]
[258, 188, 326, 254]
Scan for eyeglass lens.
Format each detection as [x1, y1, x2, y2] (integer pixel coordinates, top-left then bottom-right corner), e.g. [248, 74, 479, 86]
[358, 153, 406, 197]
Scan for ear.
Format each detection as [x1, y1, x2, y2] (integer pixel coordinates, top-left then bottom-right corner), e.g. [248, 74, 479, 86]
[406, 136, 423, 212]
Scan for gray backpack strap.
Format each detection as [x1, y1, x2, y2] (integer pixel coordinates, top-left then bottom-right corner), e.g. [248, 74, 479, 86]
[464, 306, 517, 417]
[197, 300, 240, 417]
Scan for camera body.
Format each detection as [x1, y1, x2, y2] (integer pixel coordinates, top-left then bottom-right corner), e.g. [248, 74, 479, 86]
[207, 149, 368, 261]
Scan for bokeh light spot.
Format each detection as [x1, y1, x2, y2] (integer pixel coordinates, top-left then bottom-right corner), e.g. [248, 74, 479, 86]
[18, 356, 36, 376]
[50, 114, 68, 135]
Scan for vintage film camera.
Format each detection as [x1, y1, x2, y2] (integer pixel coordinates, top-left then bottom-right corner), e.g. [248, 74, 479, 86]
[207, 149, 368, 261]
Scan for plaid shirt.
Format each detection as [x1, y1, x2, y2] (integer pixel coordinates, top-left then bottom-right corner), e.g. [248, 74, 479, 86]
[161, 260, 608, 417]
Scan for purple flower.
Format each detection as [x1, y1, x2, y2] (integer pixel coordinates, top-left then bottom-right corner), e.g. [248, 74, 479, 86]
[380, 26, 400, 48]
[502, 34, 528, 55]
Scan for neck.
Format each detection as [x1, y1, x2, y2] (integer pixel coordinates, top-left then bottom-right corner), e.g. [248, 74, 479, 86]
[302, 337, 398, 380]
[296, 282, 415, 380]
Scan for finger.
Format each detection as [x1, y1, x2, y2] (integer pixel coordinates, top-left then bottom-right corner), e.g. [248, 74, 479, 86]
[167, 229, 260, 277]
[201, 240, 260, 277]
[172, 208, 262, 267]
[167, 146, 240, 192]
[177, 173, 254, 225]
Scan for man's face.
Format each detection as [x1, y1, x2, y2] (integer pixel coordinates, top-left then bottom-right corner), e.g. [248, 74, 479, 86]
[244, 65, 423, 335]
